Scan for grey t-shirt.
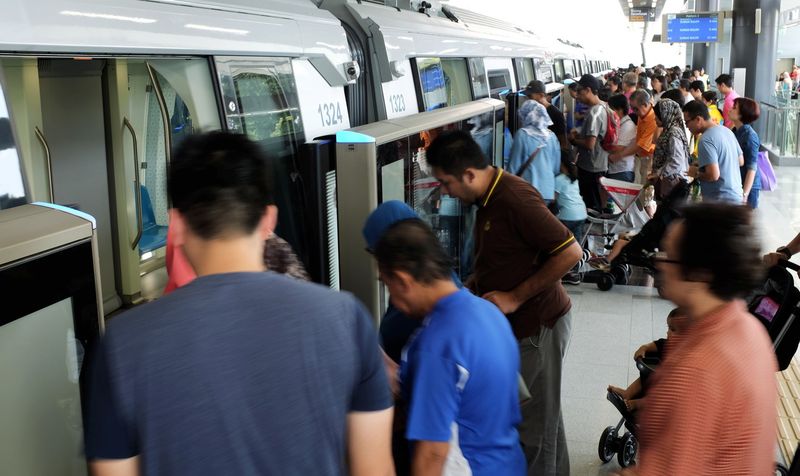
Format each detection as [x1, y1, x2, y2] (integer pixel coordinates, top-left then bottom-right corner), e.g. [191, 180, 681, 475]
[84, 272, 392, 475]
[577, 103, 609, 173]
[697, 124, 744, 203]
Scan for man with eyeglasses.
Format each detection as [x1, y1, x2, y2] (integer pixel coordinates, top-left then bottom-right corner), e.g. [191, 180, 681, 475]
[615, 203, 776, 476]
[609, 89, 657, 185]
[683, 101, 744, 204]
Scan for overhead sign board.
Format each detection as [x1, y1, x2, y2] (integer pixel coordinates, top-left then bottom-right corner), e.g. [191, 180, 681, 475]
[662, 12, 723, 43]
[630, 7, 655, 22]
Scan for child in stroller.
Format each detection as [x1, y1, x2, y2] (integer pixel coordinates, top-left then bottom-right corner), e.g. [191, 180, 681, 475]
[607, 308, 688, 412]
[586, 179, 690, 291]
[598, 308, 688, 468]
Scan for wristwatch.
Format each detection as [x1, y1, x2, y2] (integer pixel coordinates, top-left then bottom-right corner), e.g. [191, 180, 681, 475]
[777, 246, 793, 259]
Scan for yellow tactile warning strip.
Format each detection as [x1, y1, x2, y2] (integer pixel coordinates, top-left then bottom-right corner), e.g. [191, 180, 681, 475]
[777, 363, 800, 464]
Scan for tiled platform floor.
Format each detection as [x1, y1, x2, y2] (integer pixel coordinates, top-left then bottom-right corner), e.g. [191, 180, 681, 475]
[564, 166, 800, 474]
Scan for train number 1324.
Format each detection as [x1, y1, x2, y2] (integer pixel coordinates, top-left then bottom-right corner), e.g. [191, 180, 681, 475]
[317, 102, 343, 127]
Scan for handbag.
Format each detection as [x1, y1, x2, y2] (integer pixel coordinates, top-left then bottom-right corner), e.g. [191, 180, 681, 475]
[515, 146, 543, 177]
[758, 151, 778, 192]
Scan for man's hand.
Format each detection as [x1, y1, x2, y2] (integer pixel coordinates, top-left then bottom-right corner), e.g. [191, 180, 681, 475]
[381, 351, 400, 397]
[482, 290, 523, 315]
[764, 252, 785, 268]
[687, 164, 699, 179]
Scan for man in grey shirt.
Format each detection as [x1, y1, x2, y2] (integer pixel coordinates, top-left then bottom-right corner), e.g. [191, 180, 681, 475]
[569, 74, 609, 211]
[683, 101, 744, 203]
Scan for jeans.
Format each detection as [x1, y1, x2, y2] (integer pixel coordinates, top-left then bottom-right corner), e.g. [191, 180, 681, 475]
[605, 171, 635, 183]
[747, 189, 760, 209]
[518, 311, 572, 476]
[561, 220, 585, 245]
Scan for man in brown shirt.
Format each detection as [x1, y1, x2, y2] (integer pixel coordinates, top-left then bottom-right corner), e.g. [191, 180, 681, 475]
[427, 130, 582, 476]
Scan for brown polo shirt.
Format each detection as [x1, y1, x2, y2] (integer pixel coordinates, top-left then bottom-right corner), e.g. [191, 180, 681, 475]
[471, 168, 574, 339]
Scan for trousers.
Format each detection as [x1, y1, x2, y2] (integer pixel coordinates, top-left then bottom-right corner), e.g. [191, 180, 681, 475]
[518, 310, 572, 476]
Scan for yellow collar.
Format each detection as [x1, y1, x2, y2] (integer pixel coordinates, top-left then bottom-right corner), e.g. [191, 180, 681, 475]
[481, 168, 504, 208]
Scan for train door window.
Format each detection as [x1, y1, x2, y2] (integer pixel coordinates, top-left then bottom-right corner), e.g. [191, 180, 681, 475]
[414, 58, 448, 111]
[215, 57, 310, 268]
[575, 61, 582, 77]
[514, 58, 535, 88]
[0, 76, 26, 210]
[554, 60, 565, 83]
[563, 60, 575, 79]
[439, 58, 472, 107]
[467, 58, 489, 99]
[534, 57, 553, 84]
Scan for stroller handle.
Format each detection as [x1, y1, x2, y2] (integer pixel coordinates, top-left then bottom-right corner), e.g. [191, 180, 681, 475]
[779, 259, 800, 272]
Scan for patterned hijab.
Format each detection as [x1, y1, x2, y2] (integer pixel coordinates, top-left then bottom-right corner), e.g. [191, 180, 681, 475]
[653, 98, 690, 173]
[518, 100, 553, 140]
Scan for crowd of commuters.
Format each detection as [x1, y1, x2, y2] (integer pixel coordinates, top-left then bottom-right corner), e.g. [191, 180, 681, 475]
[80, 63, 781, 476]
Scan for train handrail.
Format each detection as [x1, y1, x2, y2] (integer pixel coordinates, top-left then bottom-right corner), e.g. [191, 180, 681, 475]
[145, 63, 172, 170]
[33, 126, 54, 201]
[122, 117, 143, 251]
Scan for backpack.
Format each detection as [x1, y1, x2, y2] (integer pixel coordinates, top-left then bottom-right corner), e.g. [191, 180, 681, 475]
[600, 104, 619, 152]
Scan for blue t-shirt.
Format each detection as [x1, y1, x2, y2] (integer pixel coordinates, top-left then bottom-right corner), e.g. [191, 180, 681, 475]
[508, 129, 560, 201]
[554, 173, 588, 222]
[697, 124, 744, 203]
[401, 289, 525, 476]
[84, 272, 391, 475]
[733, 124, 762, 191]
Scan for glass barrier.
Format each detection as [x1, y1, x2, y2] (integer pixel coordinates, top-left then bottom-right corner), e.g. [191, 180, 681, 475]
[0, 73, 26, 210]
[761, 98, 800, 158]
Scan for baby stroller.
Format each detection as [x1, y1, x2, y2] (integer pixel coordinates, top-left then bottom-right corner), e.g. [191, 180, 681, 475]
[597, 355, 659, 468]
[598, 259, 800, 471]
[585, 180, 690, 292]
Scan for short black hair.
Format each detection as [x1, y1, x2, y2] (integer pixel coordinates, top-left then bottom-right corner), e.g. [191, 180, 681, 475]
[660, 88, 685, 107]
[677, 204, 763, 300]
[168, 131, 274, 240]
[715, 74, 733, 88]
[598, 87, 612, 102]
[426, 129, 489, 177]
[682, 100, 710, 121]
[679, 79, 691, 91]
[682, 71, 692, 80]
[607, 76, 622, 87]
[374, 219, 453, 285]
[689, 80, 705, 92]
[608, 93, 629, 114]
[702, 90, 718, 103]
[734, 97, 760, 124]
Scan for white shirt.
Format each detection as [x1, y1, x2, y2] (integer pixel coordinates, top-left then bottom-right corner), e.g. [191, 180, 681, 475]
[608, 115, 636, 174]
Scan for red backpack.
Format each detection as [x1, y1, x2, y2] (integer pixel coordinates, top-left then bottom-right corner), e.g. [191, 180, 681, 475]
[600, 104, 619, 152]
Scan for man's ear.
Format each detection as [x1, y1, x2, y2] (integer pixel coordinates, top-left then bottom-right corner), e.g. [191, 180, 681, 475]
[462, 168, 477, 185]
[169, 209, 187, 247]
[384, 268, 414, 294]
[258, 205, 278, 240]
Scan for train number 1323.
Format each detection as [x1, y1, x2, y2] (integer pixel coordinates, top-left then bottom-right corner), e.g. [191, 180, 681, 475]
[389, 94, 406, 113]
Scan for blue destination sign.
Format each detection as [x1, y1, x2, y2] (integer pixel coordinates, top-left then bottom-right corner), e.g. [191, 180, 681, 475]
[664, 12, 720, 43]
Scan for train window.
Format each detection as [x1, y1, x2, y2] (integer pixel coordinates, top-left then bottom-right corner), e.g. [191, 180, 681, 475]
[513, 58, 535, 89]
[216, 57, 309, 264]
[554, 61, 565, 83]
[563, 60, 576, 79]
[467, 58, 489, 99]
[440, 58, 472, 107]
[0, 78, 25, 211]
[533, 57, 553, 84]
[414, 58, 448, 111]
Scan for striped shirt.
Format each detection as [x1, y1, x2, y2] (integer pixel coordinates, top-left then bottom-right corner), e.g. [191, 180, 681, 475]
[637, 300, 778, 475]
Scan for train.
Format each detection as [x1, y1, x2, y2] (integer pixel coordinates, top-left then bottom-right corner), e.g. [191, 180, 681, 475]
[0, 0, 612, 318]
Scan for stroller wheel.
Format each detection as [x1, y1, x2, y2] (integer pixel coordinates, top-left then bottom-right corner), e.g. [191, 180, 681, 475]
[617, 432, 637, 468]
[611, 266, 628, 285]
[597, 273, 614, 291]
[598, 426, 616, 463]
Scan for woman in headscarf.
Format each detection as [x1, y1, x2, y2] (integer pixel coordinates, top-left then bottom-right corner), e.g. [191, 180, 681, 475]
[649, 98, 690, 200]
[508, 99, 561, 203]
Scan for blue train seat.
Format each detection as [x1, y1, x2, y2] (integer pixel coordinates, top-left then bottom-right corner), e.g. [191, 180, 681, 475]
[139, 185, 168, 255]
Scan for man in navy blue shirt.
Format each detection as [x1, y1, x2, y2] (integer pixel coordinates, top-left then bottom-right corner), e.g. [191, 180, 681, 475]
[83, 132, 394, 476]
[374, 219, 525, 476]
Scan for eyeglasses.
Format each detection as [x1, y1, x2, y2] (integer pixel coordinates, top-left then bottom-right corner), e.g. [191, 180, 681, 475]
[651, 251, 681, 265]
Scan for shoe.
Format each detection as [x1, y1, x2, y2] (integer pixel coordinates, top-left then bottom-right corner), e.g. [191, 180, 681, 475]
[562, 272, 581, 285]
